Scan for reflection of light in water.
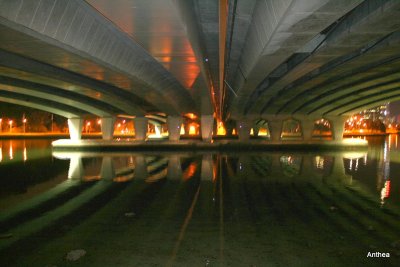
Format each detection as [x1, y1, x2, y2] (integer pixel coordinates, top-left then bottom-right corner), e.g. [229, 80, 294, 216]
[396, 135, 398, 148]
[23, 147, 27, 161]
[381, 180, 391, 206]
[364, 154, 367, 166]
[388, 134, 391, 150]
[0, 147, 2, 162]
[315, 156, 324, 169]
[349, 159, 352, 171]
[355, 158, 358, 171]
[9, 141, 13, 160]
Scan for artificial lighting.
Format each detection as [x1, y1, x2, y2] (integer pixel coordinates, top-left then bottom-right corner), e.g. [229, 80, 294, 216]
[216, 121, 226, 136]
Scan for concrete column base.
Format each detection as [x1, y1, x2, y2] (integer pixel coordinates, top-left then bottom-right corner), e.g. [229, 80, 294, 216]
[325, 116, 348, 141]
[101, 117, 115, 140]
[134, 117, 148, 141]
[201, 115, 214, 142]
[267, 120, 282, 142]
[68, 118, 83, 140]
[167, 116, 183, 141]
[301, 119, 315, 141]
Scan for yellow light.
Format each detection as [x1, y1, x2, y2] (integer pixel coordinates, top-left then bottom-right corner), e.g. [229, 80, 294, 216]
[189, 125, 196, 135]
[23, 118, 27, 123]
[97, 119, 101, 125]
[180, 124, 186, 135]
[216, 121, 226, 136]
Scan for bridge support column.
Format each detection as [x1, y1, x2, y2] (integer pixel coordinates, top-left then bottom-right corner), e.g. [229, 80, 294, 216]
[201, 115, 214, 142]
[101, 117, 115, 140]
[236, 120, 252, 141]
[326, 116, 348, 141]
[135, 156, 148, 179]
[68, 118, 83, 140]
[167, 155, 182, 179]
[300, 119, 315, 141]
[267, 120, 282, 142]
[167, 116, 183, 141]
[100, 156, 115, 180]
[134, 117, 148, 141]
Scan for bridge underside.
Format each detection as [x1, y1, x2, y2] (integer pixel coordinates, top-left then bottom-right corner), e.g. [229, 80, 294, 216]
[0, 0, 399, 143]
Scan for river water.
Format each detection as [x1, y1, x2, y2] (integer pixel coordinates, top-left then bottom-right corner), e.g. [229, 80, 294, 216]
[0, 136, 399, 266]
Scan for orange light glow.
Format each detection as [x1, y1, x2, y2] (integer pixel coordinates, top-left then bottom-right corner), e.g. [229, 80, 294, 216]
[183, 162, 197, 181]
[180, 124, 185, 135]
[189, 125, 196, 135]
[185, 113, 197, 120]
[258, 128, 269, 136]
[216, 121, 226, 136]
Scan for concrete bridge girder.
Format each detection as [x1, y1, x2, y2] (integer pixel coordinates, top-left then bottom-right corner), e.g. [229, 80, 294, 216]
[0, 0, 196, 116]
[228, 0, 363, 117]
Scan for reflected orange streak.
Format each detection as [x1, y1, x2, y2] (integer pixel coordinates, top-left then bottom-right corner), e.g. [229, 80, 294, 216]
[183, 162, 197, 181]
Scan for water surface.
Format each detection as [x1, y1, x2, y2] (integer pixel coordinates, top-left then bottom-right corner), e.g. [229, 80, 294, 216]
[0, 137, 399, 266]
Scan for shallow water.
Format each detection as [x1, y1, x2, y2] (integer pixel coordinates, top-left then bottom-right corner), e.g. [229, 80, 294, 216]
[0, 136, 399, 266]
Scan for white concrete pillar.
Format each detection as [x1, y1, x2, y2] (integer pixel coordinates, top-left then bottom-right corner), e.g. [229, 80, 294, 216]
[68, 155, 83, 179]
[101, 117, 115, 140]
[167, 155, 182, 179]
[68, 118, 83, 140]
[236, 120, 251, 141]
[268, 120, 282, 142]
[100, 156, 115, 180]
[134, 117, 148, 141]
[326, 116, 348, 141]
[201, 115, 214, 142]
[300, 119, 315, 141]
[167, 116, 183, 141]
[201, 154, 213, 181]
[135, 156, 148, 179]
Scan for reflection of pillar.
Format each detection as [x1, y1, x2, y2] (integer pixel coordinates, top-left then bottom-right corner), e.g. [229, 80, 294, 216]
[201, 115, 214, 142]
[167, 155, 182, 179]
[101, 117, 115, 140]
[326, 116, 348, 141]
[68, 156, 83, 179]
[167, 116, 183, 141]
[134, 117, 148, 141]
[201, 154, 213, 181]
[268, 120, 282, 142]
[236, 120, 251, 141]
[100, 156, 115, 180]
[68, 118, 83, 140]
[135, 156, 148, 179]
[331, 155, 349, 182]
[237, 155, 252, 177]
[301, 155, 315, 177]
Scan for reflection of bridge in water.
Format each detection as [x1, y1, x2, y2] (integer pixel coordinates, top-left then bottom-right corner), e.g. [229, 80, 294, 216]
[2, 149, 400, 266]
